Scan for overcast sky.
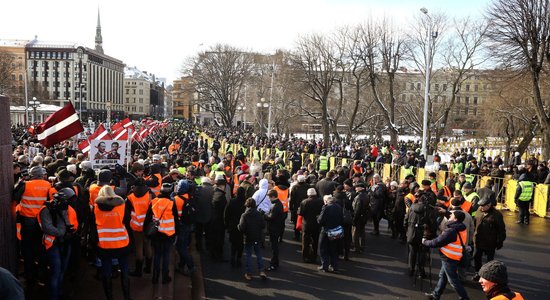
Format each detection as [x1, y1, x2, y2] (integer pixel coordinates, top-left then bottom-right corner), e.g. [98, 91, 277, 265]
[2, 0, 490, 83]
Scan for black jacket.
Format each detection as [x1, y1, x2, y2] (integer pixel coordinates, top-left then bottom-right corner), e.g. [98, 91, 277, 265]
[316, 178, 337, 199]
[290, 182, 310, 213]
[265, 198, 285, 235]
[352, 189, 370, 224]
[317, 202, 343, 231]
[210, 187, 227, 230]
[405, 201, 438, 245]
[238, 207, 265, 244]
[298, 196, 324, 233]
[474, 206, 506, 250]
[224, 188, 246, 232]
[196, 183, 214, 223]
[370, 183, 388, 213]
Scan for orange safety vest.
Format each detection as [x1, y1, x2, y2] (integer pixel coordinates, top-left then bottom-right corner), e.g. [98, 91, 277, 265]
[168, 143, 180, 155]
[15, 204, 22, 240]
[430, 182, 440, 195]
[174, 194, 188, 218]
[89, 184, 115, 210]
[274, 186, 289, 213]
[49, 185, 79, 201]
[128, 193, 152, 232]
[192, 161, 199, 168]
[440, 186, 452, 208]
[458, 198, 472, 213]
[37, 205, 78, 250]
[232, 174, 240, 196]
[351, 166, 363, 178]
[405, 193, 416, 204]
[440, 229, 467, 261]
[151, 197, 176, 236]
[20, 179, 51, 218]
[94, 203, 129, 249]
[491, 292, 524, 300]
[148, 173, 162, 196]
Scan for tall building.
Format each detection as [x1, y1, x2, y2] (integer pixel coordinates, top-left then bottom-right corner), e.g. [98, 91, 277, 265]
[123, 66, 166, 120]
[0, 39, 28, 106]
[2, 10, 125, 124]
[172, 76, 194, 120]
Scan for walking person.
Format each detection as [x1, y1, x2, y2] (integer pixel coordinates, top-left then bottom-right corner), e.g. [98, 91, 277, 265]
[126, 178, 154, 277]
[423, 211, 470, 300]
[225, 185, 246, 267]
[317, 195, 344, 273]
[90, 186, 132, 300]
[144, 183, 178, 284]
[174, 179, 197, 275]
[472, 197, 506, 281]
[352, 182, 369, 253]
[369, 174, 388, 236]
[298, 188, 324, 263]
[238, 198, 267, 280]
[264, 189, 285, 271]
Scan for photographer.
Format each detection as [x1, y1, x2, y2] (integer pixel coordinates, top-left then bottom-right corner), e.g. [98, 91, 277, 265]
[38, 188, 79, 300]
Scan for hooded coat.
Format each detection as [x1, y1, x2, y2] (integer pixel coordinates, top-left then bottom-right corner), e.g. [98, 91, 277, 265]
[90, 195, 131, 257]
[252, 179, 271, 214]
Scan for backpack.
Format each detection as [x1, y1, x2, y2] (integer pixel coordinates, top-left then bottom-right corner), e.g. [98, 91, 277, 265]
[180, 198, 197, 225]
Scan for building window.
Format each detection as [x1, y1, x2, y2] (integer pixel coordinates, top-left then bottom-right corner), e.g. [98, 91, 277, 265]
[19, 74, 23, 81]
[466, 84, 470, 91]
[474, 85, 478, 91]
[465, 97, 469, 105]
[139, 98, 143, 103]
[417, 83, 421, 90]
[473, 108, 477, 116]
[464, 107, 469, 115]
[456, 96, 461, 104]
[443, 84, 447, 91]
[139, 107, 143, 112]
[139, 89, 143, 95]
[434, 83, 439, 91]
[473, 97, 478, 104]
[410, 83, 414, 90]
[126, 89, 129, 94]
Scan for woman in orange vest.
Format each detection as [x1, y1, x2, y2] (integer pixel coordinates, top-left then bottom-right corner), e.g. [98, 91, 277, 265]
[126, 178, 154, 277]
[144, 183, 178, 284]
[38, 188, 78, 300]
[90, 186, 132, 300]
[478, 260, 524, 300]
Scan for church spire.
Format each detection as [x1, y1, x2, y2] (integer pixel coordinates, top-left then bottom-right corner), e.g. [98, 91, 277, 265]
[95, 8, 104, 54]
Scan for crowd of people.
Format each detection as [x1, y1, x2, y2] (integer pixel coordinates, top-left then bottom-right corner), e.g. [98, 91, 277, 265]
[5, 121, 535, 300]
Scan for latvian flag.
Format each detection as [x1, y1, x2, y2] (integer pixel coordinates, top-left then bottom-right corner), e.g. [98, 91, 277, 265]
[111, 118, 135, 140]
[77, 123, 112, 154]
[35, 102, 84, 148]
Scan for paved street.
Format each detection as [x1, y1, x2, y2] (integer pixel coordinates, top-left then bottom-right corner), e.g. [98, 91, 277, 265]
[201, 211, 550, 300]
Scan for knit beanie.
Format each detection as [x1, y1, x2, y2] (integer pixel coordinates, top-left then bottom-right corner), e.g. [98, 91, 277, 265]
[479, 260, 508, 285]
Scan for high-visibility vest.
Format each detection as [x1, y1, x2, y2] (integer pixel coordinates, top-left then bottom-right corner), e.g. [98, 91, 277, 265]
[191, 161, 199, 168]
[94, 203, 129, 249]
[351, 166, 363, 177]
[464, 192, 479, 204]
[274, 186, 289, 213]
[456, 198, 472, 213]
[37, 205, 78, 250]
[194, 177, 202, 185]
[148, 173, 162, 196]
[253, 149, 260, 161]
[20, 179, 51, 218]
[178, 166, 186, 175]
[128, 193, 151, 232]
[49, 185, 79, 201]
[15, 204, 22, 240]
[441, 186, 452, 207]
[232, 174, 240, 196]
[440, 229, 467, 261]
[89, 184, 115, 210]
[241, 146, 248, 157]
[319, 156, 329, 171]
[491, 292, 524, 300]
[403, 166, 414, 177]
[174, 194, 188, 218]
[465, 174, 475, 184]
[518, 181, 534, 201]
[455, 182, 464, 192]
[430, 181, 441, 195]
[275, 148, 285, 160]
[405, 193, 416, 213]
[151, 197, 176, 237]
[453, 162, 463, 175]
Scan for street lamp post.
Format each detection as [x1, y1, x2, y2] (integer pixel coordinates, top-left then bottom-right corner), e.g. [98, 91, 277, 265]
[256, 98, 269, 134]
[237, 104, 246, 129]
[420, 7, 434, 157]
[29, 97, 41, 124]
[267, 62, 275, 137]
[106, 101, 112, 128]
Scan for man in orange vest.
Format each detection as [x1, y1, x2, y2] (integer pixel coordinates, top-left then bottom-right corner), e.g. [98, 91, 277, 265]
[127, 178, 154, 277]
[422, 210, 470, 300]
[145, 183, 178, 284]
[90, 185, 132, 300]
[38, 188, 78, 300]
[12, 166, 51, 284]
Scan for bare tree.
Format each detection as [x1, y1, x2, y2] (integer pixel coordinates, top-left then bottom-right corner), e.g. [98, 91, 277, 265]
[486, 0, 550, 159]
[183, 44, 255, 127]
[290, 33, 343, 147]
[0, 50, 16, 96]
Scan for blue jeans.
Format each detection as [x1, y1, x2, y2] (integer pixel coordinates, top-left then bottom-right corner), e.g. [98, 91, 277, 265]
[176, 227, 195, 270]
[245, 242, 264, 274]
[433, 259, 470, 300]
[319, 233, 338, 270]
[100, 253, 129, 278]
[45, 243, 72, 300]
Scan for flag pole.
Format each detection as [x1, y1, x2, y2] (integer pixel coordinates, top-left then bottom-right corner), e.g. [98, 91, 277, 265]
[127, 128, 133, 172]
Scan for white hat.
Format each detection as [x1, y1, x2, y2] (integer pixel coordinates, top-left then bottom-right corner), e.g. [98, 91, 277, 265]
[297, 175, 306, 183]
[390, 181, 398, 188]
[152, 154, 161, 161]
[201, 177, 212, 184]
[80, 160, 92, 170]
[307, 188, 317, 196]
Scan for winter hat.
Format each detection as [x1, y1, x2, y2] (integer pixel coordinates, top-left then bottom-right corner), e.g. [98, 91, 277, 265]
[421, 179, 431, 186]
[451, 198, 463, 207]
[307, 188, 317, 196]
[176, 179, 190, 194]
[297, 175, 306, 183]
[57, 169, 74, 181]
[463, 182, 473, 190]
[66, 164, 77, 175]
[390, 181, 399, 188]
[80, 161, 92, 170]
[29, 166, 46, 178]
[98, 169, 113, 183]
[479, 260, 508, 285]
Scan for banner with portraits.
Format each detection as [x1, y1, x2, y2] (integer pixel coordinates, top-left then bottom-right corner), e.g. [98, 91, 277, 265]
[89, 140, 127, 170]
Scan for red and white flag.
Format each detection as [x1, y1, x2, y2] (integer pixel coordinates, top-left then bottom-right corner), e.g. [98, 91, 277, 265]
[78, 123, 112, 154]
[35, 102, 84, 148]
[111, 117, 132, 131]
[136, 126, 149, 142]
[111, 124, 135, 141]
